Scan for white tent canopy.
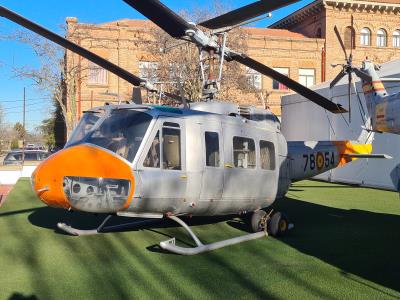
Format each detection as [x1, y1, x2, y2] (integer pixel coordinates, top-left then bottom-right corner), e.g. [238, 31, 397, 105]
[281, 59, 400, 191]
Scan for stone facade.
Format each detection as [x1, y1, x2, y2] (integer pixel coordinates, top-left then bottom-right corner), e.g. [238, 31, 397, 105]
[65, 0, 400, 120]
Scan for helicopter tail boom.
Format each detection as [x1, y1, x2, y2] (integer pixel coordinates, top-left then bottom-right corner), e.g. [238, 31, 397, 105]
[288, 140, 374, 182]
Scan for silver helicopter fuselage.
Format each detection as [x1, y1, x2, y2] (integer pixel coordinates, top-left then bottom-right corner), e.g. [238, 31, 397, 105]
[53, 101, 356, 218]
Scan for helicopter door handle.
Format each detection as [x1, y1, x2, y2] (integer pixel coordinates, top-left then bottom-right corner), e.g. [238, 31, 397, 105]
[224, 164, 233, 169]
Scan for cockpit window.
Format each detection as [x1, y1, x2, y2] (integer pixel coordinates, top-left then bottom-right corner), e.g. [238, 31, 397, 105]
[67, 110, 152, 162]
[67, 112, 102, 146]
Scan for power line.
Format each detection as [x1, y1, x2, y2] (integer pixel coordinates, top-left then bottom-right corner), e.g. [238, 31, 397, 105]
[2, 100, 53, 111]
[6, 108, 51, 114]
[0, 97, 52, 103]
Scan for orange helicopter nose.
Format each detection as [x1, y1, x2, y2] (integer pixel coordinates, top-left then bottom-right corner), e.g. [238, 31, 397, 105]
[32, 145, 135, 213]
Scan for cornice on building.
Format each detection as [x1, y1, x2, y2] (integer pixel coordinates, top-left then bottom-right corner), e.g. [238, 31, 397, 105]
[269, 0, 400, 29]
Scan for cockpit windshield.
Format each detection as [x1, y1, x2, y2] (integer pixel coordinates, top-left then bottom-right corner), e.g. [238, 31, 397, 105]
[66, 110, 153, 162]
[67, 112, 102, 146]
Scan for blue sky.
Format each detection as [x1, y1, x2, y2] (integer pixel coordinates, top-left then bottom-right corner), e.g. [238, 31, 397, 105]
[0, 0, 313, 131]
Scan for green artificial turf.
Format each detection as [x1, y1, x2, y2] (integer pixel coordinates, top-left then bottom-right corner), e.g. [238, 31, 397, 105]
[1, 179, 400, 299]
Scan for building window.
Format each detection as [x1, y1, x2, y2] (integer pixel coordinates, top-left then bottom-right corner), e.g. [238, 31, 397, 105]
[299, 69, 315, 87]
[260, 140, 275, 170]
[205, 132, 220, 167]
[233, 137, 256, 169]
[272, 67, 289, 90]
[139, 61, 158, 82]
[246, 67, 262, 90]
[88, 62, 108, 85]
[344, 26, 356, 49]
[360, 28, 371, 46]
[377, 29, 388, 47]
[162, 123, 181, 170]
[393, 30, 400, 48]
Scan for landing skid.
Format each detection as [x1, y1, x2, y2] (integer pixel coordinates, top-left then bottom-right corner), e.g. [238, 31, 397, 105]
[159, 215, 267, 255]
[57, 215, 158, 236]
[57, 214, 268, 255]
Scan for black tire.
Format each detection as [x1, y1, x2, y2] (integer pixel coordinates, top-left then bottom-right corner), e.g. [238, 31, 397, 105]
[269, 212, 289, 237]
[250, 210, 267, 233]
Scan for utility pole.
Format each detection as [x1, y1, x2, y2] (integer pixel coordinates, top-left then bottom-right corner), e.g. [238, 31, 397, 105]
[22, 87, 26, 166]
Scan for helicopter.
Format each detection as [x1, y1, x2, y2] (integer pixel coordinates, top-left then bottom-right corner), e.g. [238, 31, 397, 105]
[0, 1, 386, 255]
[330, 19, 400, 134]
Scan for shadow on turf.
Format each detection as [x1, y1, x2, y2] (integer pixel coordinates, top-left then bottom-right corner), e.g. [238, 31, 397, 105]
[273, 196, 400, 295]
[8, 293, 37, 300]
[27, 198, 400, 294]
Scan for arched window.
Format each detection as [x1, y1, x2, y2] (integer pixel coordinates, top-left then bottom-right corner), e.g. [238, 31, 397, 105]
[393, 30, 400, 48]
[377, 29, 387, 47]
[344, 26, 356, 49]
[360, 28, 371, 46]
[316, 28, 322, 38]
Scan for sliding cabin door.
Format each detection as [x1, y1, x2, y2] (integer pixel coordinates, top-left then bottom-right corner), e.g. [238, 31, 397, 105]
[136, 118, 187, 212]
[199, 121, 224, 201]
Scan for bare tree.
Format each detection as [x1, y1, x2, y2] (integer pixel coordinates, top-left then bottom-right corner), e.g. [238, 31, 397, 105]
[141, 4, 252, 103]
[2, 28, 86, 135]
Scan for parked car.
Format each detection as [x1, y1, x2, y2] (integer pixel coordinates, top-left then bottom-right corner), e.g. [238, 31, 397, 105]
[3, 150, 49, 165]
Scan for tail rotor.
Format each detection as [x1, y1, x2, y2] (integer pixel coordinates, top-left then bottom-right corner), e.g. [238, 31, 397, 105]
[330, 16, 372, 122]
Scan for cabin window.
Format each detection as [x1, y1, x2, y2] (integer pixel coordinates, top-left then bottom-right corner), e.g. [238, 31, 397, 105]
[162, 123, 181, 170]
[260, 140, 275, 170]
[144, 131, 160, 168]
[233, 137, 256, 169]
[205, 132, 220, 167]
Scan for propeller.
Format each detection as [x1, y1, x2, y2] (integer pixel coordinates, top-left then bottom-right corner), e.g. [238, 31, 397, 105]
[0, 5, 182, 102]
[199, 0, 300, 30]
[124, 0, 346, 114]
[330, 16, 372, 121]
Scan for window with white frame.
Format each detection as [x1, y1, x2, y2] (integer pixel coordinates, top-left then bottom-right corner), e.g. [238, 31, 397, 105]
[139, 61, 159, 82]
[299, 69, 315, 87]
[272, 67, 289, 90]
[360, 28, 371, 46]
[377, 29, 387, 47]
[88, 62, 108, 85]
[246, 67, 262, 90]
[393, 30, 400, 48]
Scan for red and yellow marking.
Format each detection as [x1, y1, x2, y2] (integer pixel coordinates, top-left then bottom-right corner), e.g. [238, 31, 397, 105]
[363, 81, 385, 94]
[32, 145, 135, 210]
[333, 141, 372, 166]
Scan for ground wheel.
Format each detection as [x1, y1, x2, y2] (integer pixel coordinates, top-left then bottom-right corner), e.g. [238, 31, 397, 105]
[250, 210, 267, 233]
[269, 212, 289, 237]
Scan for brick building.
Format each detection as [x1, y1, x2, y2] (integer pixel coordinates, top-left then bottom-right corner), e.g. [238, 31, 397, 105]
[65, 0, 400, 121]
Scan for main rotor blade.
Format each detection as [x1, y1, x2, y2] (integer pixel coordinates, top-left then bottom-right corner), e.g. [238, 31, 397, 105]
[334, 26, 348, 61]
[330, 69, 347, 89]
[231, 54, 347, 114]
[353, 68, 373, 82]
[123, 0, 194, 38]
[0, 6, 144, 87]
[199, 0, 300, 30]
